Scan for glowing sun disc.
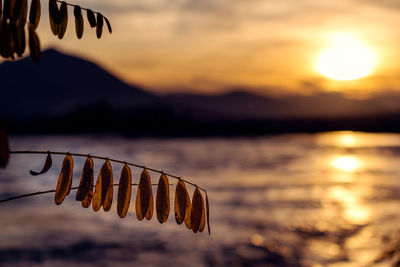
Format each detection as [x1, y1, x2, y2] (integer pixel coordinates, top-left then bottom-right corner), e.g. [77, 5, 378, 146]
[315, 33, 377, 81]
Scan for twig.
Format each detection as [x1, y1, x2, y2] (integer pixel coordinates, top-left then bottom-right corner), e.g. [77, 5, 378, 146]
[56, 0, 104, 15]
[0, 183, 172, 203]
[9, 150, 206, 193]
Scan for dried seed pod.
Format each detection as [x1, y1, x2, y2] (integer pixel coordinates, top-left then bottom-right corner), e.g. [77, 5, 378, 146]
[17, 0, 27, 26]
[3, 0, 15, 20]
[14, 21, 25, 57]
[0, 129, 10, 168]
[156, 174, 170, 223]
[57, 1, 67, 39]
[104, 16, 112, 34]
[73, 6, 83, 39]
[92, 160, 112, 212]
[146, 189, 154, 220]
[75, 157, 94, 202]
[135, 169, 153, 221]
[49, 0, 59, 35]
[117, 164, 132, 218]
[198, 199, 206, 233]
[191, 188, 204, 233]
[6, 22, 15, 59]
[174, 180, 191, 229]
[29, 0, 40, 29]
[28, 23, 40, 61]
[81, 158, 94, 208]
[30, 153, 52, 176]
[86, 9, 96, 28]
[96, 13, 103, 39]
[206, 192, 211, 235]
[102, 161, 113, 212]
[12, 0, 22, 22]
[0, 0, 3, 19]
[54, 154, 73, 205]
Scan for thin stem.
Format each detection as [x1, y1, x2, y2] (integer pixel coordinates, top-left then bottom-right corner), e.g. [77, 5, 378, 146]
[9, 150, 206, 193]
[56, 0, 105, 16]
[0, 183, 171, 203]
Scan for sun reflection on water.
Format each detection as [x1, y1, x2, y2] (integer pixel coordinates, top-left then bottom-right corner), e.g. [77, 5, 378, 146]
[331, 156, 360, 172]
[327, 186, 371, 224]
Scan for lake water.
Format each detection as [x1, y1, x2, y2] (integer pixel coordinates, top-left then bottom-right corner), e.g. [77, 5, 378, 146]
[1, 132, 400, 266]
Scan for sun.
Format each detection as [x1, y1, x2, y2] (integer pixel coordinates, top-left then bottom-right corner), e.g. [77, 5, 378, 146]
[315, 33, 377, 81]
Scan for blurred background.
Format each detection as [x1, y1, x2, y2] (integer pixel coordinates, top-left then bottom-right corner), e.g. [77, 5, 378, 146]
[1, 0, 400, 266]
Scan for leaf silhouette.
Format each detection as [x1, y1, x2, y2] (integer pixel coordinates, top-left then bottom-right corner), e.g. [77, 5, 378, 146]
[29, 0, 40, 29]
[3, 0, 13, 20]
[117, 164, 132, 218]
[12, 0, 23, 22]
[86, 9, 96, 28]
[104, 16, 112, 34]
[17, 0, 27, 26]
[73, 5, 83, 39]
[92, 160, 112, 212]
[30, 153, 52, 176]
[48, 0, 59, 35]
[54, 154, 73, 205]
[135, 169, 153, 221]
[102, 161, 113, 212]
[28, 23, 40, 61]
[75, 157, 93, 202]
[190, 188, 204, 233]
[156, 174, 170, 223]
[0, 129, 9, 168]
[174, 180, 191, 229]
[57, 1, 67, 40]
[206, 192, 211, 235]
[14, 21, 25, 57]
[96, 12, 103, 39]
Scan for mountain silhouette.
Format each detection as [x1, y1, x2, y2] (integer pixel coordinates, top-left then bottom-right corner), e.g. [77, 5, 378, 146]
[2, 49, 400, 134]
[0, 49, 155, 119]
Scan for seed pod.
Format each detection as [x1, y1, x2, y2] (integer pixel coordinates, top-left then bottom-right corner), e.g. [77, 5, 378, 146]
[117, 164, 132, 218]
[104, 16, 111, 34]
[73, 6, 83, 39]
[12, 0, 22, 22]
[54, 154, 73, 205]
[0, 129, 10, 168]
[96, 13, 103, 39]
[146, 189, 154, 220]
[81, 158, 94, 209]
[135, 169, 153, 221]
[14, 21, 25, 57]
[191, 188, 204, 233]
[198, 200, 206, 233]
[102, 161, 113, 212]
[28, 23, 40, 61]
[3, 0, 15, 20]
[0, 0, 3, 20]
[156, 174, 170, 223]
[92, 160, 112, 212]
[30, 153, 52, 176]
[75, 157, 93, 202]
[86, 9, 96, 28]
[6, 22, 15, 59]
[174, 180, 191, 229]
[29, 0, 40, 29]
[206, 192, 211, 235]
[49, 0, 59, 35]
[57, 1, 67, 39]
[16, 0, 27, 26]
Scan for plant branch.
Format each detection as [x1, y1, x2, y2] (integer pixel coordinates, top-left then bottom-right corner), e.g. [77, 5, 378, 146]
[55, 0, 107, 16]
[9, 150, 206, 193]
[0, 183, 171, 203]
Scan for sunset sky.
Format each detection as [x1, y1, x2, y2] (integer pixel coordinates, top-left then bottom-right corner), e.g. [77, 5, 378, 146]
[34, 0, 400, 96]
